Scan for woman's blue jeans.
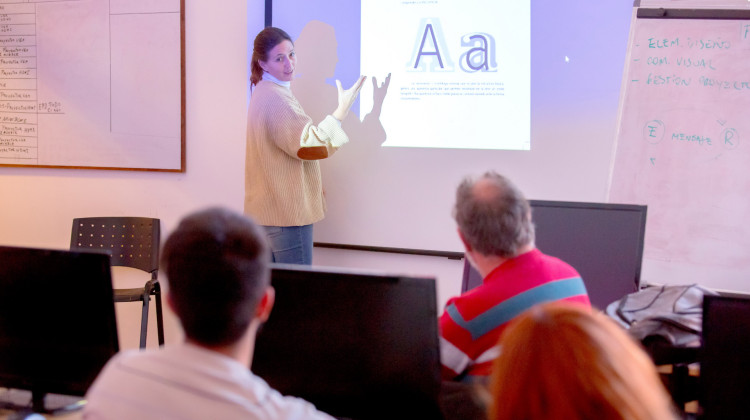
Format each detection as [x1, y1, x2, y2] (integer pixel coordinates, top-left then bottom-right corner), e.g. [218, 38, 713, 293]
[262, 224, 313, 265]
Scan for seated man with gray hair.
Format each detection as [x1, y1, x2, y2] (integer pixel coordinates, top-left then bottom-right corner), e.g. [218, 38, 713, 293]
[440, 172, 591, 382]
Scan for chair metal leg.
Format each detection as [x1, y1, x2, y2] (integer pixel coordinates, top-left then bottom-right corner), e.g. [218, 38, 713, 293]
[139, 295, 150, 349]
[155, 290, 165, 346]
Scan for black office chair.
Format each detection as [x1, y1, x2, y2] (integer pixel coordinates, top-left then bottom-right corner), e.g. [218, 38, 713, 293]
[70, 217, 165, 349]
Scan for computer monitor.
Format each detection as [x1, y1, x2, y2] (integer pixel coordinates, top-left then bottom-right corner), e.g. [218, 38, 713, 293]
[700, 295, 750, 419]
[253, 264, 443, 419]
[0, 246, 119, 413]
[462, 200, 648, 309]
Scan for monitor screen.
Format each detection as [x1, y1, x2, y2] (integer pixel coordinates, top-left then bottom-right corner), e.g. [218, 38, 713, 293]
[0, 246, 119, 404]
[462, 200, 648, 310]
[700, 295, 750, 418]
[253, 264, 442, 419]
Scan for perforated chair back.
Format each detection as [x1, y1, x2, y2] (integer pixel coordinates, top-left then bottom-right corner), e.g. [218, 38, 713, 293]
[70, 217, 159, 276]
[70, 217, 164, 348]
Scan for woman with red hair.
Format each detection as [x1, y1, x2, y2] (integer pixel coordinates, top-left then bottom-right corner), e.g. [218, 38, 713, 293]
[488, 302, 677, 420]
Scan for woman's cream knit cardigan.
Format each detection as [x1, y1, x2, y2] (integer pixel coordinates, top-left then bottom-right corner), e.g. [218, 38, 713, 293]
[244, 79, 349, 227]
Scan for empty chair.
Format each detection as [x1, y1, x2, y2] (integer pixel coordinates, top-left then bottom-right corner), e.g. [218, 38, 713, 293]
[70, 217, 164, 349]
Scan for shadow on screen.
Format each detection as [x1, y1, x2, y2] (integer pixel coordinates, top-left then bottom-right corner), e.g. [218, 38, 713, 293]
[253, 264, 443, 420]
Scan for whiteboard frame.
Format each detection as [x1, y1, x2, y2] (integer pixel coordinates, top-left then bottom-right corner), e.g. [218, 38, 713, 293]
[0, 0, 186, 173]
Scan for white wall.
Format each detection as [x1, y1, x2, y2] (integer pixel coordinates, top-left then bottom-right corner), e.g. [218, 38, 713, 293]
[314, 0, 750, 301]
[0, 0, 462, 349]
[0, 0, 265, 349]
[0, 0, 259, 247]
[2, 0, 746, 349]
[313, 248, 464, 312]
[0, 0, 465, 350]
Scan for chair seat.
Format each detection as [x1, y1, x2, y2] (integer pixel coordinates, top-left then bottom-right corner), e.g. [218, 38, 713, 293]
[114, 287, 150, 302]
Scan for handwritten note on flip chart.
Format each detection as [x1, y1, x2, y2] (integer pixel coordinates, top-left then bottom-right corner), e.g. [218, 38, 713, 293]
[609, 10, 750, 291]
[0, 0, 184, 171]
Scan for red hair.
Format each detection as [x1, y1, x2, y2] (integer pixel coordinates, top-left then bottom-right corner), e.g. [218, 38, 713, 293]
[489, 302, 677, 420]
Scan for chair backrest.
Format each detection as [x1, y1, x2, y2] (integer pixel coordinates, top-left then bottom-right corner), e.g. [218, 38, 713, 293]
[71, 217, 160, 276]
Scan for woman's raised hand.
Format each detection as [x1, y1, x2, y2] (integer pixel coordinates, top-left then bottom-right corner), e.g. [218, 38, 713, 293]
[332, 75, 367, 122]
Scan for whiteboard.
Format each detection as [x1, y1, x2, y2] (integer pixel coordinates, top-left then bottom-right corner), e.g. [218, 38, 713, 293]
[609, 8, 750, 291]
[0, 0, 184, 171]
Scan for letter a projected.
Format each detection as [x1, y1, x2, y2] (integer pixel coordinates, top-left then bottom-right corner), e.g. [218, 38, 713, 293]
[460, 33, 498, 72]
[410, 19, 454, 72]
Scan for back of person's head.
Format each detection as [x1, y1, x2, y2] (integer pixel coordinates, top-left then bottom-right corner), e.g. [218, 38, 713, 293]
[489, 302, 677, 420]
[250, 26, 293, 86]
[161, 207, 270, 347]
[453, 171, 534, 258]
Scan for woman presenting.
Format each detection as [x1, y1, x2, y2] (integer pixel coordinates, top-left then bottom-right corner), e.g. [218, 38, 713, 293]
[245, 27, 365, 265]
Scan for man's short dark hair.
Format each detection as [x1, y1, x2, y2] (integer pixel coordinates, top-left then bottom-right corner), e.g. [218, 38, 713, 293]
[161, 207, 270, 346]
[453, 171, 535, 258]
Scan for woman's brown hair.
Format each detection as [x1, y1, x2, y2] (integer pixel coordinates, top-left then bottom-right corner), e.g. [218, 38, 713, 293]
[250, 27, 293, 86]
